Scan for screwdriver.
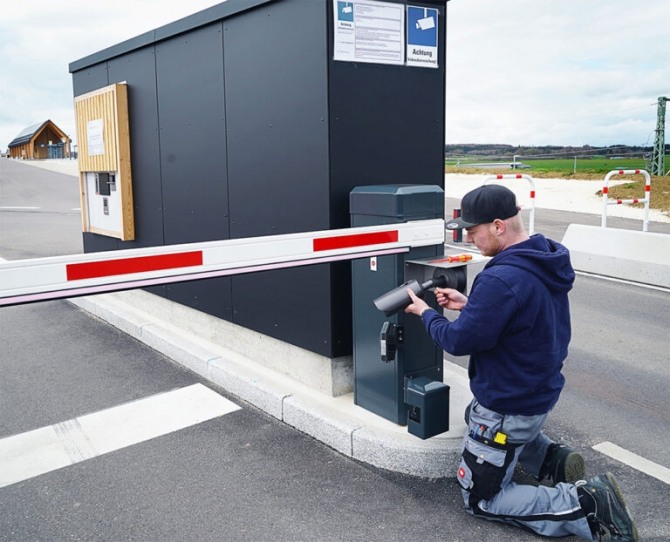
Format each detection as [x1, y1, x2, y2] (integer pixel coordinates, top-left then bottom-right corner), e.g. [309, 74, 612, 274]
[446, 254, 473, 263]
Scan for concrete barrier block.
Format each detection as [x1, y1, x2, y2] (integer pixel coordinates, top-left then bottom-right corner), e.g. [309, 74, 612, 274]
[562, 225, 670, 288]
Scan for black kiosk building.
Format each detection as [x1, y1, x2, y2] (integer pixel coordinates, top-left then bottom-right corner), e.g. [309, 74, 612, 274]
[68, 0, 447, 365]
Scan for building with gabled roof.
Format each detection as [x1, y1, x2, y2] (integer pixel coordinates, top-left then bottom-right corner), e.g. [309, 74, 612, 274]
[8, 120, 72, 159]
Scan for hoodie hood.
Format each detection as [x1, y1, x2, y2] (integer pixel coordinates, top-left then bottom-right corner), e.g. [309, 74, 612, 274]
[486, 233, 575, 294]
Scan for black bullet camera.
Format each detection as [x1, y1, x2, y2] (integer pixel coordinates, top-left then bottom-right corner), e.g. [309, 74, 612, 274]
[373, 268, 466, 316]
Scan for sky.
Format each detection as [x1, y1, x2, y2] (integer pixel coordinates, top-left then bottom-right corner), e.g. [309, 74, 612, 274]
[1, 0, 668, 152]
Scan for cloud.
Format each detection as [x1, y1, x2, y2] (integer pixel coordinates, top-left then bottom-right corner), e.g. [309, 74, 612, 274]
[1, 0, 667, 150]
[0, 1, 223, 150]
[445, 0, 669, 145]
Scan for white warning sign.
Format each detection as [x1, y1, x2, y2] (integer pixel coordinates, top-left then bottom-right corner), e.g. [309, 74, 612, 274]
[333, 1, 405, 66]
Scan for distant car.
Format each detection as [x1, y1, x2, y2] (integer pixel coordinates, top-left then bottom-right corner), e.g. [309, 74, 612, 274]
[510, 162, 531, 169]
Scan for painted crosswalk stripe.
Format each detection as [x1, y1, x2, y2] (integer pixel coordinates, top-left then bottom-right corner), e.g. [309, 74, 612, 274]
[0, 384, 240, 489]
[593, 441, 670, 484]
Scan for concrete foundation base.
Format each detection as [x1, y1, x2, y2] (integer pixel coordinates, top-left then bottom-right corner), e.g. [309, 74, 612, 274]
[69, 290, 470, 477]
[74, 290, 353, 397]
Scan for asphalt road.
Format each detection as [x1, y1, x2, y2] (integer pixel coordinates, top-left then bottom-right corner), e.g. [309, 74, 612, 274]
[0, 160, 82, 259]
[1, 159, 669, 541]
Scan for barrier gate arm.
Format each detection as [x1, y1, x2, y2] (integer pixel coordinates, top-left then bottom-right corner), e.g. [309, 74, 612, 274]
[0, 220, 445, 307]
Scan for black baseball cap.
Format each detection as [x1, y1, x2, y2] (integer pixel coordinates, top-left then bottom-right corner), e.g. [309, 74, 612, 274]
[445, 184, 519, 230]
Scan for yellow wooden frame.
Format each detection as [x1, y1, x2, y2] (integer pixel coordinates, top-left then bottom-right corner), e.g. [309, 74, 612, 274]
[74, 83, 134, 240]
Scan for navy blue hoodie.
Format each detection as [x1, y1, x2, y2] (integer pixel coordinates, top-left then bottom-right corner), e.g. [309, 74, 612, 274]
[422, 234, 575, 415]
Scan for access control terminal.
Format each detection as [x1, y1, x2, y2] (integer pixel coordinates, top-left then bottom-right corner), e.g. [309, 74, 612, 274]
[374, 249, 487, 439]
[350, 185, 487, 440]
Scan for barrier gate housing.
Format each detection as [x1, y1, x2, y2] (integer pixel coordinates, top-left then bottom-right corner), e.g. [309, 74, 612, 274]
[350, 185, 485, 437]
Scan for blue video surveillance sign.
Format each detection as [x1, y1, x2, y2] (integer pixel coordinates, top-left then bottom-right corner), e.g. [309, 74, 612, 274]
[406, 5, 438, 68]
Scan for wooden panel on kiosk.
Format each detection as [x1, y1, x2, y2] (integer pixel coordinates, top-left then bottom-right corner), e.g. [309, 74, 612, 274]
[74, 83, 134, 240]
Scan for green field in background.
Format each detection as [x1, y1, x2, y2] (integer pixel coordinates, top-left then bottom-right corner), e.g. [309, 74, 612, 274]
[521, 157, 646, 173]
[445, 157, 648, 174]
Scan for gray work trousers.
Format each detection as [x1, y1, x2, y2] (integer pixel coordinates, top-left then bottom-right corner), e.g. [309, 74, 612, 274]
[457, 399, 594, 540]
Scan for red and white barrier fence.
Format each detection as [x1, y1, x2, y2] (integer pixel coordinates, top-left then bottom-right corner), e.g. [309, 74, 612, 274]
[0, 220, 445, 307]
[601, 169, 651, 232]
[484, 174, 536, 235]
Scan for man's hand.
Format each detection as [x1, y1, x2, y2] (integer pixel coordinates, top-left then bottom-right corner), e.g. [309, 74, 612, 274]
[404, 288, 431, 316]
[434, 287, 468, 311]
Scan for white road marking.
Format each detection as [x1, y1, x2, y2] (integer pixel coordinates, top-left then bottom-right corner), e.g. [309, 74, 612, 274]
[0, 206, 40, 210]
[593, 441, 670, 484]
[0, 384, 240, 489]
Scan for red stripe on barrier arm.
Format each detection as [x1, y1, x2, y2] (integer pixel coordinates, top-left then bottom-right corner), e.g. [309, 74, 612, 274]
[530, 190, 536, 198]
[313, 230, 398, 252]
[66, 251, 203, 281]
[603, 186, 609, 194]
[646, 185, 651, 191]
[618, 170, 625, 174]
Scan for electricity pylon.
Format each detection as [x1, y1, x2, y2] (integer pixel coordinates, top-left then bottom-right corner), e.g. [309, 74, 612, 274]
[650, 96, 668, 176]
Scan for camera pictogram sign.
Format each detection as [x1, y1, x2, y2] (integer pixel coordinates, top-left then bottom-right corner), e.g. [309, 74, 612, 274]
[406, 6, 438, 68]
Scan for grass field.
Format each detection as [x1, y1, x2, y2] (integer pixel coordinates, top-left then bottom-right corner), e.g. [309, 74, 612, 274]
[445, 156, 649, 176]
[515, 157, 646, 174]
[445, 158, 670, 216]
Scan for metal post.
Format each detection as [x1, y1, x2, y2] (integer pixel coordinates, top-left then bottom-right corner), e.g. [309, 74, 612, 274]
[651, 97, 668, 177]
[483, 174, 536, 235]
[601, 169, 651, 232]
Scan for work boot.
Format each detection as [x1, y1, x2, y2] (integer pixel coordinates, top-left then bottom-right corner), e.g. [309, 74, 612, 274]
[576, 472, 639, 541]
[540, 443, 585, 484]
